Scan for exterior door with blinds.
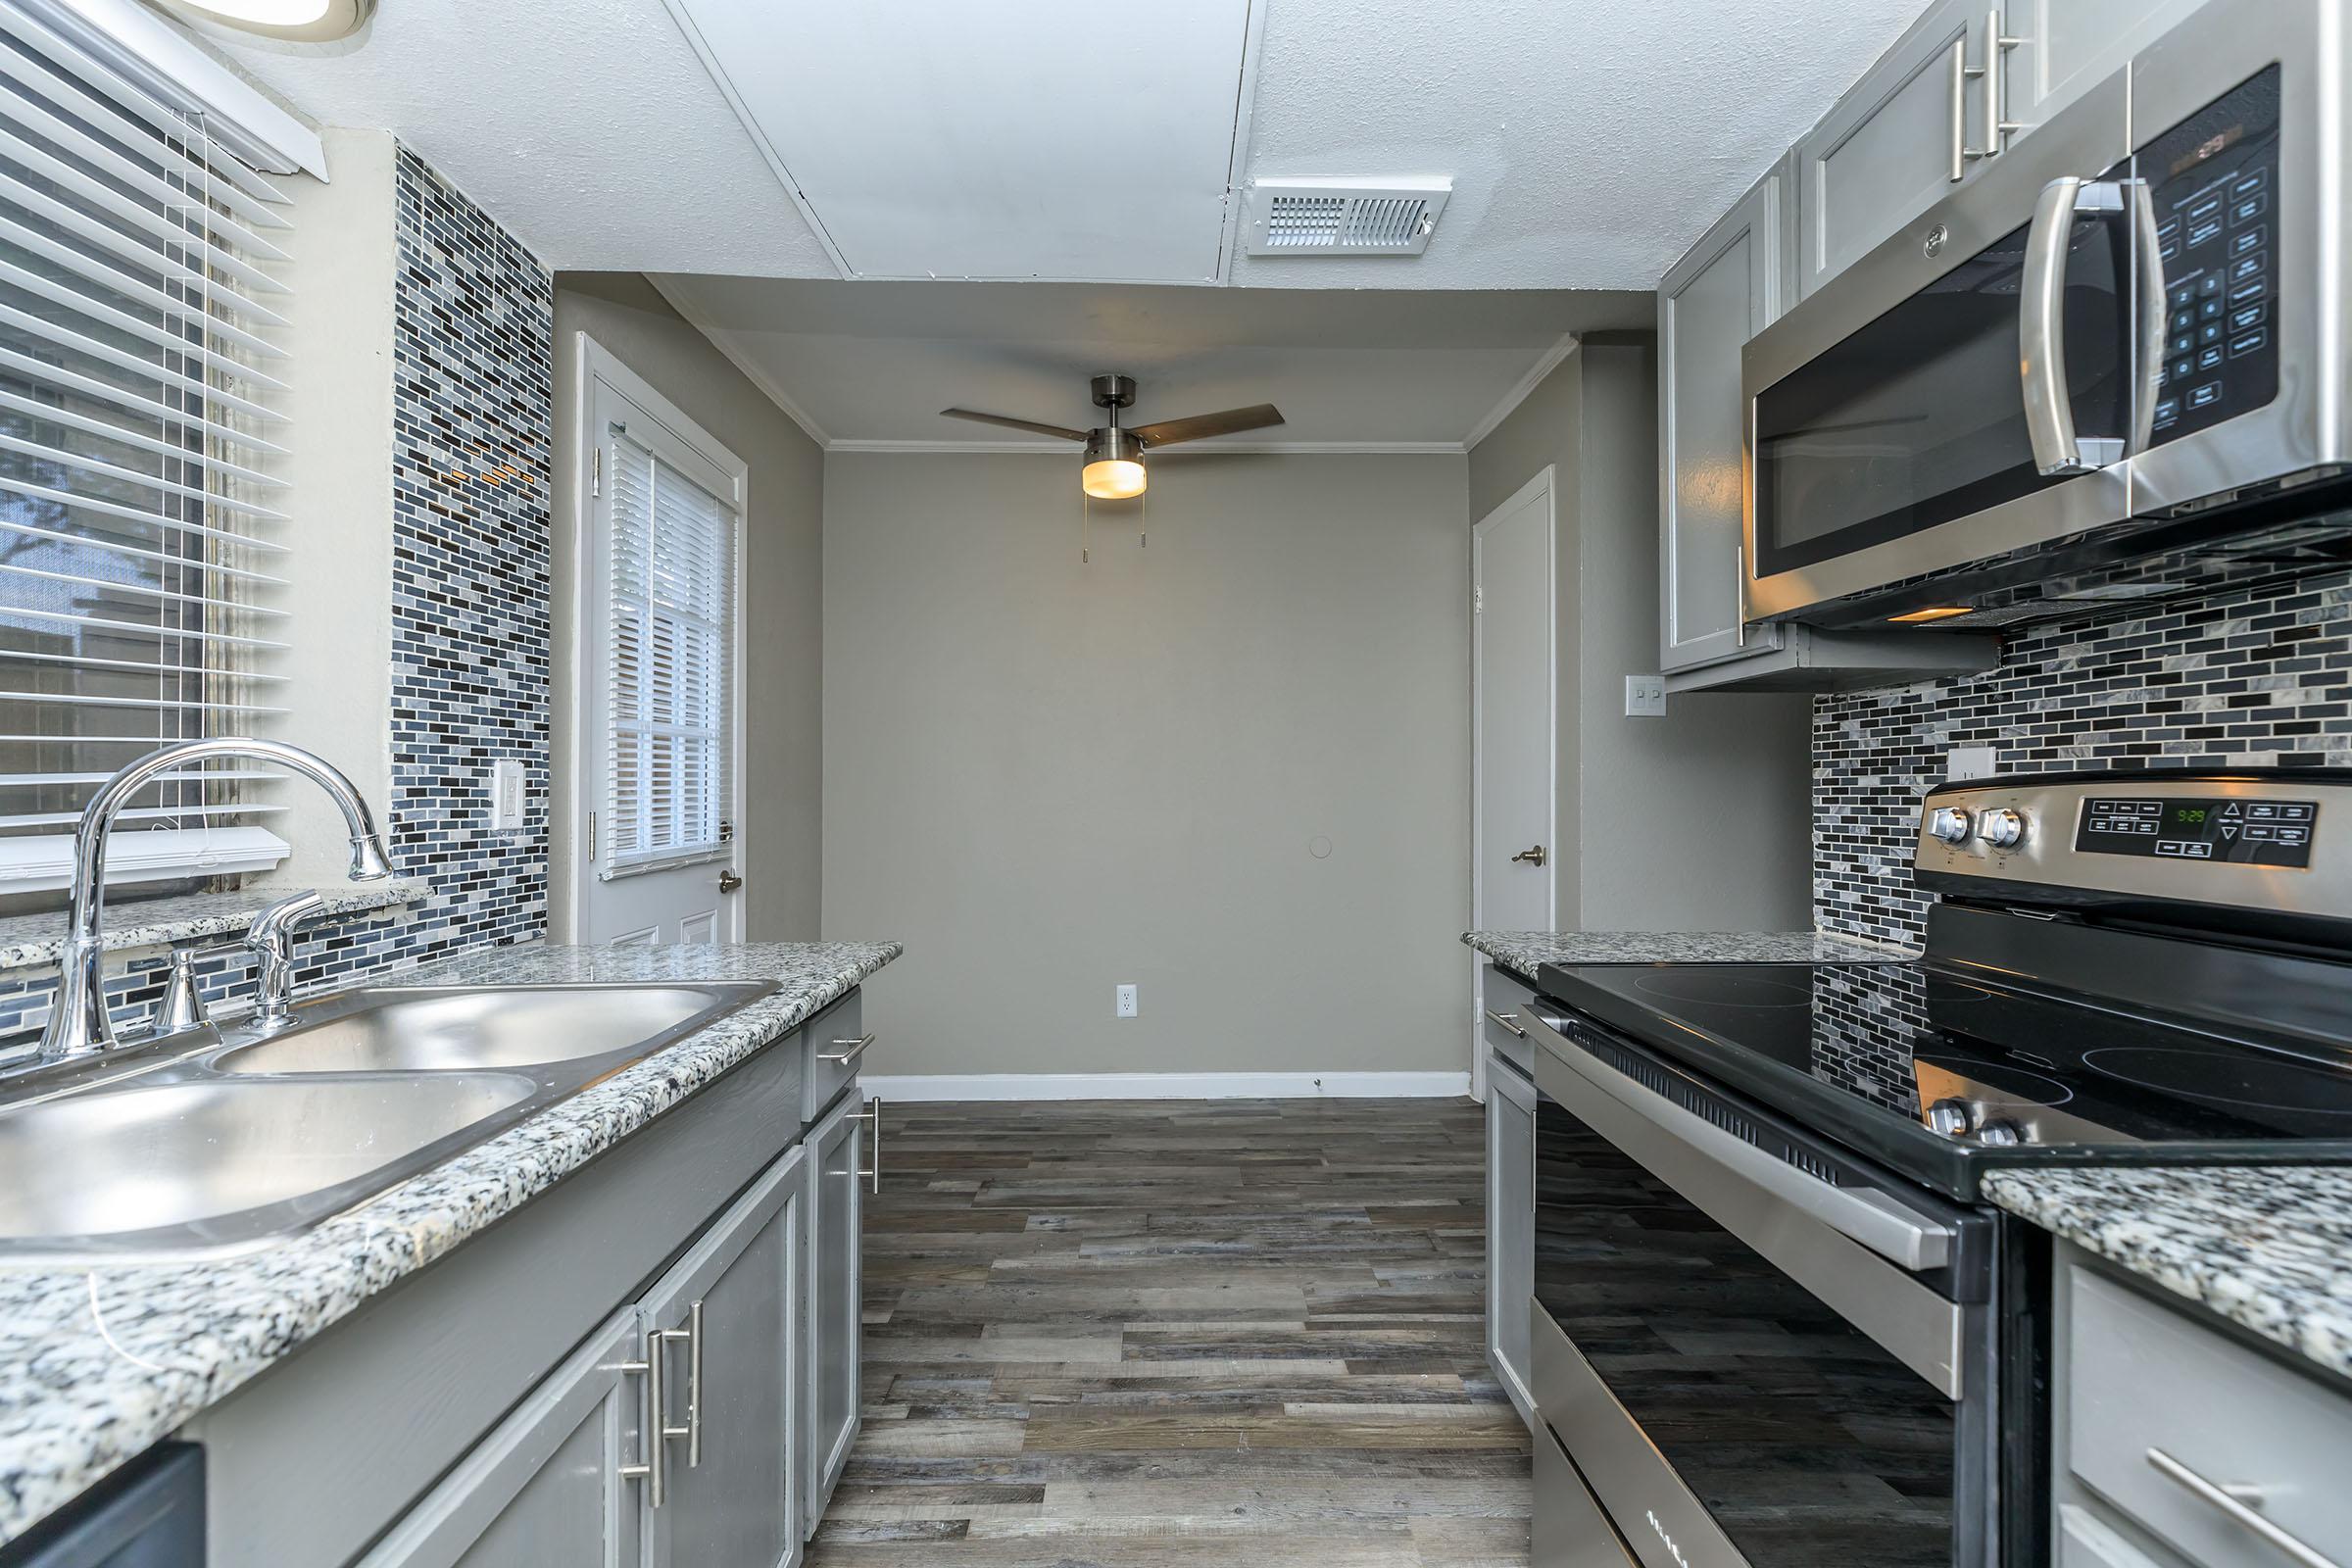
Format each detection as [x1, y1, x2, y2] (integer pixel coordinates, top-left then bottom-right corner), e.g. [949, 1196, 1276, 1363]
[575, 341, 745, 946]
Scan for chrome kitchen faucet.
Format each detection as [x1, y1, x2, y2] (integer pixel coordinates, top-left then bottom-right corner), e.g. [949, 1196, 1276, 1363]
[41, 739, 396, 1062]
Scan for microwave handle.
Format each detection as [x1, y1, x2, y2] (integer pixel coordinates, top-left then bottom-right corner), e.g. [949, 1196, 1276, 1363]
[2127, 178, 2167, 456]
[2021, 175, 2088, 474]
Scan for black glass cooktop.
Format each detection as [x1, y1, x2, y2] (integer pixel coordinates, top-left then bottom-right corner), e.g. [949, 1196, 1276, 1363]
[1535, 956, 2352, 1199]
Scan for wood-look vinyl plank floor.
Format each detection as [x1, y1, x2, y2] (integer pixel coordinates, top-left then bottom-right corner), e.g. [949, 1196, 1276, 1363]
[808, 1099, 1529, 1568]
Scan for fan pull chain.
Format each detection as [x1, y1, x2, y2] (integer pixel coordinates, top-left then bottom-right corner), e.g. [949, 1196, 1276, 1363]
[1140, 486, 1147, 550]
[1082, 490, 1090, 564]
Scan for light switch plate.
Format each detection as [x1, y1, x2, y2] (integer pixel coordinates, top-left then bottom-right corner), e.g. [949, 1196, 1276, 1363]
[491, 760, 525, 831]
[1946, 746, 1997, 781]
[1624, 674, 1667, 717]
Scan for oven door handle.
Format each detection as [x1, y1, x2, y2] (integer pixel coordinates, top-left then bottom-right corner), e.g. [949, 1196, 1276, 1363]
[1535, 1033, 1955, 1273]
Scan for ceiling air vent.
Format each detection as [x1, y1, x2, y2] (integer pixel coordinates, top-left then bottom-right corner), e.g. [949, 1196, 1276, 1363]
[1245, 177, 1452, 257]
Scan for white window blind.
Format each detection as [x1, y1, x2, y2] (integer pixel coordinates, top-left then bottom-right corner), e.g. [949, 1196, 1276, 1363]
[0, 0, 290, 893]
[604, 426, 733, 877]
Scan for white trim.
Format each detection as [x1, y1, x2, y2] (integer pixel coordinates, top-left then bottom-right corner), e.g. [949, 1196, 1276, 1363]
[644, 275, 833, 449]
[34, 0, 325, 177]
[1210, 0, 1272, 285]
[651, 0, 851, 276]
[1469, 466, 1558, 1102]
[566, 332, 751, 945]
[1462, 332, 1579, 451]
[824, 437, 1466, 456]
[862, 1071, 1471, 1102]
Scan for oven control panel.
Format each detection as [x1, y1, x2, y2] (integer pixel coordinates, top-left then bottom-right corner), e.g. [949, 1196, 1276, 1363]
[2074, 794, 2316, 867]
[2146, 64, 2280, 445]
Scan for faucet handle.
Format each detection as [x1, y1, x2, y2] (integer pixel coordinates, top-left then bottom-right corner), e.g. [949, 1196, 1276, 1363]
[150, 945, 221, 1038]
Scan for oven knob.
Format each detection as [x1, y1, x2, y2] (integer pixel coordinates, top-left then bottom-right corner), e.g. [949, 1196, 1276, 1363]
[1975, 1119, 2024, 1148]
[1926, 1098, 1973, 1138]
[1928, 807, 1974, 845]
[1981, 808, 2028, 850]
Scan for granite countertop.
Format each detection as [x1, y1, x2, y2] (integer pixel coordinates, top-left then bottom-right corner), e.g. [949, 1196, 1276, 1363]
[1984, 1166, 2352, 1381]
[1464, 928, 1918, 978]
[0, 939, 900, 1546]
[0, 879, 433, 970]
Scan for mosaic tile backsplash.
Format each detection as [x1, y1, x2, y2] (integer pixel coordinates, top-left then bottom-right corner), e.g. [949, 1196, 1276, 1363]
[0, 147, 552, 1046]
[1816, 564, 2352, 947]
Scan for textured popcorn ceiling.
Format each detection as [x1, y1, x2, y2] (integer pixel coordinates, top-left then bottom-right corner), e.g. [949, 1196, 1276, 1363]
[216, 0, 1925, 290]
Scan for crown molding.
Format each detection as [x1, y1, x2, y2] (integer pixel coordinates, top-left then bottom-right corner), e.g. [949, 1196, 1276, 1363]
[1462, 330, 1580, 450]
[646, 275, 833, 449]
[825, 438, 1466, 456]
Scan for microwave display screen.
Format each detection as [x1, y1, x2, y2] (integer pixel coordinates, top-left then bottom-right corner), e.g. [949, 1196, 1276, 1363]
[2142, 66, 2281, 446]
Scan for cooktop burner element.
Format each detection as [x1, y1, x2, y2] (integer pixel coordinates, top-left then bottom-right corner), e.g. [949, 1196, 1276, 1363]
[2081, 1045, 2352, 1117]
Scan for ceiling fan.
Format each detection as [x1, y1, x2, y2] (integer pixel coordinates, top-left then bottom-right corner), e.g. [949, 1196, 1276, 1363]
[941, 375, 1285, 499]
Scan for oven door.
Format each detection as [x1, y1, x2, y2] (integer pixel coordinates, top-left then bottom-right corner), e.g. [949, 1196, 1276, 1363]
[1527, 1006, 1996, 1568]
[1742, 65, 2140, 623]
[2127, 0, 2345, 519]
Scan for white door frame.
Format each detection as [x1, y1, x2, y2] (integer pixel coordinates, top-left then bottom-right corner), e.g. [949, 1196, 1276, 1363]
[565, 332, 751, 943]
[1469, 466, 1558, 1101]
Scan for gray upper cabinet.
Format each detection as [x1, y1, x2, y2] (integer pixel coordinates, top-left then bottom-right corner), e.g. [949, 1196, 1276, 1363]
[2002, 0, 2209, 144]
[1794, 0, 1984, 299]
[1659, 167, 1789, 675]
[802, 1090, 866, 1540]
[643, 1142, 808, 1568]
[355, 1310, 649, 1568]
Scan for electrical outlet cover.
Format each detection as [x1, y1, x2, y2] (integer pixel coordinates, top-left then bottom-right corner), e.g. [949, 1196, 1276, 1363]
[1946, 747, 1997, 781]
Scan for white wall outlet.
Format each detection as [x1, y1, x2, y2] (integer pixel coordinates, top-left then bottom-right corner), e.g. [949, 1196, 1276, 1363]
[491, 760, 526, 831]
[1946, 746, 1998, 781]
[1624, 674, 1667, 717]
[1115, 983, 1138, 1018]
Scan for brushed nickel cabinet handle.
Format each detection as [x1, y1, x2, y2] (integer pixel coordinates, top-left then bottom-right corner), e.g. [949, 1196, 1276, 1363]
[1948, 33, 1971, 182]
[1485, 1008, 1529, 1040]
[657, 1300, 704, 1467]
[856, 1093, 883, 1194]
[2147, 1448, 2340, 1568]
[616, 1328, 665, 1506]
[821, 1031, 876, 1065]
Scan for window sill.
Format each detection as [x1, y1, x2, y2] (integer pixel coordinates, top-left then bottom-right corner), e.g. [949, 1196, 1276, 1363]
[0, 878, 433, 974]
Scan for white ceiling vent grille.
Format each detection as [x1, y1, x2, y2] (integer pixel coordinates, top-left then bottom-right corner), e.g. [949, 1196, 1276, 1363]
[1245, 177, 1452, 257]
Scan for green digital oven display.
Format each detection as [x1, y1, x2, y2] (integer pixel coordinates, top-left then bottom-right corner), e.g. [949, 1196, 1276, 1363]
[2075, 796, 2319, 867]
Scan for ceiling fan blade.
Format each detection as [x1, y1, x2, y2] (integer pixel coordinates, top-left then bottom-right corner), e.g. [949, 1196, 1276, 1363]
[1128, 404, 1286, 448]
[939, 408, 1092, 441]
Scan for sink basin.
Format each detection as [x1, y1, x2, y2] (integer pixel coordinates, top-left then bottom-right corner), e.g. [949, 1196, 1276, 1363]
[0, 1073, 534, 1254]
[0, 978, 778, 1260]
[215, 982, 773, 1076]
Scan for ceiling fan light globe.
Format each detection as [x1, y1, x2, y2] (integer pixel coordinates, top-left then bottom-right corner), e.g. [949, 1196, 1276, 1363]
[1082, 459, 1148, 500]
[160, 0, 372, 37]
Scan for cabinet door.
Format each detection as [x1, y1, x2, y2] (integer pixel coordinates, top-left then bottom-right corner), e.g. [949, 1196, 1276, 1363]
[1794, 0, 1981, 298]
[802, 1090, 865, 1539]
[356, 1311, 648, 1568]
[2001, 0, 2208, 142]
[1659, 171, 1788, 673]
[642, 1142, 807, 1568]
[1485, 1059, 1537, 1425]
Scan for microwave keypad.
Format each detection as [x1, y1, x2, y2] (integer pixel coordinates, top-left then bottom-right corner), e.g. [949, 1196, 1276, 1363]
[2146, 66, 2280, 447]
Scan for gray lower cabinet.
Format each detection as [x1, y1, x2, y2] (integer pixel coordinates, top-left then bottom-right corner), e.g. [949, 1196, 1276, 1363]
[357, 1144, 811, 1568]
[1485, 1053, 1537, 1427]
[355, 1310, 648, 1568]
[801, 1089, 865, 1540]
[643, 1142, 808, 1568]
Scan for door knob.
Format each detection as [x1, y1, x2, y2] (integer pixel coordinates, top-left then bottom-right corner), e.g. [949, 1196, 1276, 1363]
[1509, 845, 1547, 867]
[717, 868, 743, 893]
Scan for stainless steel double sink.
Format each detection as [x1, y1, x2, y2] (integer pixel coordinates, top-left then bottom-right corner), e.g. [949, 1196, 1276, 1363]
[0, 980, 777, 1263]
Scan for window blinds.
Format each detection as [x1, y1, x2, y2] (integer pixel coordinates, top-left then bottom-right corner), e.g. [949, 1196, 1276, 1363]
[0, 0, 290, 893]
[605, 427, 733, 876]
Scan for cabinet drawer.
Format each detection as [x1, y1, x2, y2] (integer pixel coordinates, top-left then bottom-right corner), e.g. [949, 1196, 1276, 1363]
[2067, 1265, 2352, 1568]
[1482, 966, 1538, 1076]
[1533, 1423, 1638, 1568]
[800, 991, 865, 1122]
[2056, 1504, 2170, 1568]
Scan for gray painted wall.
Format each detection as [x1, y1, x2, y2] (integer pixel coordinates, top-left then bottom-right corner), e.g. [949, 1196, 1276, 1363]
[1469, 340, 1812, 931]
[821, 451, 1471, 1078]
[550, 274, 825, 942]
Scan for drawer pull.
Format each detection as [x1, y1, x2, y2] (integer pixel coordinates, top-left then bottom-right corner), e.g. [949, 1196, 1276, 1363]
[2148, 1447, 2341, 1568]
[615, 1328, 666, 1506]
[1484, 1008, 1528, 1039]
[856, 1093, 883, 1194]
[820, 1031, 875, 1066]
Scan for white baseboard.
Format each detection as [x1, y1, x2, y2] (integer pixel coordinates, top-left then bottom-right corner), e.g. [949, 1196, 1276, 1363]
[860, 1070, 1472, 1102]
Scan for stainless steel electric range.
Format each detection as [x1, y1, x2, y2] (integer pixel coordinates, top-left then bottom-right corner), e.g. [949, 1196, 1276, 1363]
[1520, 769, 2352, 1568]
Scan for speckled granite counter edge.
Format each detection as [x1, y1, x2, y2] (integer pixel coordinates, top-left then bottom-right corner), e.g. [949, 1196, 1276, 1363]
[1464, 928, 1919, 979]
[0, 939, 900, 1545]
[0, 878, 434, 971]
[1984, 1165, 2352, 1381]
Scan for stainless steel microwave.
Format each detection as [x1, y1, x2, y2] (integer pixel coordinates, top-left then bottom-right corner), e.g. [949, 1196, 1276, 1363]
[1742, 0, 2352, 629]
